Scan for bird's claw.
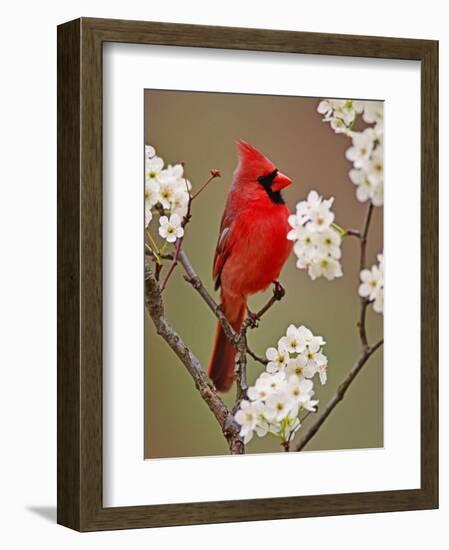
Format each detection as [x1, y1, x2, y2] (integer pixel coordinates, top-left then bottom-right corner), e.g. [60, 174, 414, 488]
[245, 310, 259, 329]
[273, 280, 286, 301]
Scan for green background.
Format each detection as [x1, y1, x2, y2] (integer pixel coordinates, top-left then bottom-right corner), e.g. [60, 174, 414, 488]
[144, 91, 383, 459]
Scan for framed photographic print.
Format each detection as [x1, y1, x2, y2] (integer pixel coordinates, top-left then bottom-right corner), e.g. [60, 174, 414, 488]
[57, 17, 438, 531]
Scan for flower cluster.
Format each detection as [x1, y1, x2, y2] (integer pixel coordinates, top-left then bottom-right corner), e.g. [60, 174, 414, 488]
[358, 253, 384, 314]
[317, 100, 384, 207]
[287, 190, 343, 280]
[317, 99, 365, 134]
[235, 325, 328, 445]
[145, 145, 191, 241]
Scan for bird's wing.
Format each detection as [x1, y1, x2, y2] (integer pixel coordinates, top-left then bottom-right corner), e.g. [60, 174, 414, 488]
[213, 223, 234, 290]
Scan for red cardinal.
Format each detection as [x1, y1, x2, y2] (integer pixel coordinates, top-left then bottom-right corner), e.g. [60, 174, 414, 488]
[209, 140, 294, 392]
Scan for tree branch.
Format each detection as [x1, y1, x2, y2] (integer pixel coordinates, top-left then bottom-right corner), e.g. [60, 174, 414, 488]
[358, 202, 374, 351]
[295, 201, 381, 452]
[247, 346, 268, 366]
[295, 339, 383, 451]
[177, 249, 251, 403]
[145, 260, 243, 454]
[191, 169, 221, 200]
[147, 200, 285, 451]
[360, 202, 374, 272]
[177, 249, 239, 346]
[235, 325, 249, 402]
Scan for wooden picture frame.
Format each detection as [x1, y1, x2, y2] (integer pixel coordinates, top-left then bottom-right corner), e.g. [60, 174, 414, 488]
[57, 17, 438, 531]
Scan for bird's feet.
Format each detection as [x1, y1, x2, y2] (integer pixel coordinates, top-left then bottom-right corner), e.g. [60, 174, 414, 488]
[245, 309, 260, 329]
[273, 280, 286, 301]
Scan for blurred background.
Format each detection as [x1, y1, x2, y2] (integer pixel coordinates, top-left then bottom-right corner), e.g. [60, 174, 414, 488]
[144, 90, 383, 459]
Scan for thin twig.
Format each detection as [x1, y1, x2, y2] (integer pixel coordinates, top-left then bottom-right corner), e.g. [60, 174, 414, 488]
[144, 260, 244, 454]
[247, 346, 268, 366]
[358, 299, 370, 350]
[145, 245, 173, 261]
[360, 202, 374, 272]
[191, 169, 221, 200]
[295, 339, 383, 451]
[345, 229, 362, 238]
[358, 203, 374, 351]
[246, 281, 286, 329]
[160, 237, 183, 292]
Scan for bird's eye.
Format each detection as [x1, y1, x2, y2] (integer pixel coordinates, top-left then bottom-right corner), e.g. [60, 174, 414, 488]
[258, 169, 278, 185]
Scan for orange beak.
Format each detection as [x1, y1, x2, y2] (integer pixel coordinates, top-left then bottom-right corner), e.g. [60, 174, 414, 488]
[271, 171, 293, 192]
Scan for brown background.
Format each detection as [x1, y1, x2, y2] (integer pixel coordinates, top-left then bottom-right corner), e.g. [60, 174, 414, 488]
[144, 90, 383, 459]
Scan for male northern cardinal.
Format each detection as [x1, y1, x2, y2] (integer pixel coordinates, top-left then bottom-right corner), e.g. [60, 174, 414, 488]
[209, 140, 294, 392]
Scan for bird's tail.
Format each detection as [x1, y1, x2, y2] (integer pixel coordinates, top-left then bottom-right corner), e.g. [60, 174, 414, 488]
[208, 293, 246, 392]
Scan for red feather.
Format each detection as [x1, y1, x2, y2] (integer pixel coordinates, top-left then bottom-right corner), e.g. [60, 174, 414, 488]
[209, 140, 294, 392]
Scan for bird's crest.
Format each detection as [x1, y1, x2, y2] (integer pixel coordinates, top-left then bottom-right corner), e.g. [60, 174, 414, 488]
[235, 139, 276, 177]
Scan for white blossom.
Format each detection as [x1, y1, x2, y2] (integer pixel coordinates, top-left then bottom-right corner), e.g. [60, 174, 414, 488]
[158, 213, 184, 243]
[286, 376, 314, 405]
[348, 143, 383, 206]
[317, 99, 365, 135]
[308, 256, 343, 281]
[157, 177, 179, 210]
[145, 178, 160, 227]
[297, 345, 328, 378]
[291, 227, 318, 256]
[170, 188, 190, 218]
[145, 205, 153, 228]
[370, 180, 384, 207]
[145, 155, 164, 183]
[365, 146, 384, 187]
[285, 355, 309, 378]
[345, 128, 376, 168]
[258, 371, 287, 393]
[160, 163, 183, 182]
[349, 167, 374, 203]
[144, 145, 192, 232]
[265, 343, 290, 374]
[235, 400, 264, 444]
[363, 101, 383, 125]
[373, 290, 383, 314]
[307, 201, 335, 233]
[359, 264, 382, 301]
[145, 145, 156, 160]
[358, 254, 384, 314]
[239, 324, 329, 447]
[316, 99, 384, 207]
[317, 363, 328, 385]
[247, 375, 274, 402]
[301, 397, 319, 412]
[289, 190, 343, 281]
[316, 228, 342, 260]
[295, 191, 334, 232]
[263, 392, 297, 423]
[278, 325, 307, 355]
